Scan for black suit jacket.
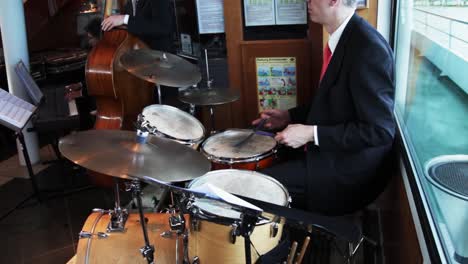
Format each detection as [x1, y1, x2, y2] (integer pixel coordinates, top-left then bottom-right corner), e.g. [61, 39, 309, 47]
[125, 0, 174, 52]
[289, 14, 395, 213]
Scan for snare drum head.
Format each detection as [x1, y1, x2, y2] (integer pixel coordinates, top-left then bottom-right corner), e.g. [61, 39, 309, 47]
[142, 104, 205, 141]
[201, 129, 276, 160]
[188, 169, 289, 219]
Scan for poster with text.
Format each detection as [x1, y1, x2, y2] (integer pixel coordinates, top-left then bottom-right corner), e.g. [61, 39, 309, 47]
[256, 57, 297, 113]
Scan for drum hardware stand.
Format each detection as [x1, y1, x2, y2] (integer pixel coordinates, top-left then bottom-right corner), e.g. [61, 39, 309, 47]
[204, 49, 217, 134]
[169, 208, 190, 264]
[233, 211, 261, 264]
[128, 179, 155, 264]
[106, 178, 129, 232]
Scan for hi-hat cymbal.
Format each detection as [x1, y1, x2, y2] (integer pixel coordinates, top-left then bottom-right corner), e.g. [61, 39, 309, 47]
[179, 87, 240, 106]
[119, 49, 201, 87]
[59, 130, 210, 183]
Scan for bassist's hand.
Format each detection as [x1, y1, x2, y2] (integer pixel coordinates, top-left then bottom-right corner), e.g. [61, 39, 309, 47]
[101, 15, 126, 31]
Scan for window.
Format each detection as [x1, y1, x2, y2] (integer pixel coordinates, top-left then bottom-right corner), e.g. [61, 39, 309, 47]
[394, 1, 468, 262]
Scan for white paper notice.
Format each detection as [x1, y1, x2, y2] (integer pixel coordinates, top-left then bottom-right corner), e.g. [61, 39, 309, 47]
[244, 0, 275, 26]
[275, 0, 307, 25]
[196, 0, 225, 34]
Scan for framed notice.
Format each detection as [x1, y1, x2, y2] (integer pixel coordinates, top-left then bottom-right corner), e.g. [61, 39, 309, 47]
[275, 0, 307, 25]
[256, 57, 297, 112]
[244, 0, 275, 26]
[196, 0, 225, 34]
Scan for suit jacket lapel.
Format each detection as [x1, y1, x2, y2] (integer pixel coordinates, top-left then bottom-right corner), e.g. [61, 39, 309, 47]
[319, 14, 358, 90]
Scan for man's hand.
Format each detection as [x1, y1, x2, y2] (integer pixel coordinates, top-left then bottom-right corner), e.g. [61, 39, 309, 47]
[252, 109, 290, 130]
[101, 15, 126, 31]
[275, 124, 314, 148]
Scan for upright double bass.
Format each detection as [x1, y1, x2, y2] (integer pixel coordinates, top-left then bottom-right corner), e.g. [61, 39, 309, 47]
[85, 1, 153, 186]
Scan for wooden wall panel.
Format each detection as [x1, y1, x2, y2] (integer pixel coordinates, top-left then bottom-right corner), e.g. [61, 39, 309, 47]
[223, 0, 244, 129]
[375, 162, 424, 263]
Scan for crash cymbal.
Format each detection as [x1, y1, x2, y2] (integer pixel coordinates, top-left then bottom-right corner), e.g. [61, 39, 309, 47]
[59, 130, 210, 183]
[179, 87, 240, 106]
[119, 49, 201, 87]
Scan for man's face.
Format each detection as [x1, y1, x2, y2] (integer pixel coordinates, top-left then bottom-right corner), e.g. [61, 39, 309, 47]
[307, 0, 330, 24]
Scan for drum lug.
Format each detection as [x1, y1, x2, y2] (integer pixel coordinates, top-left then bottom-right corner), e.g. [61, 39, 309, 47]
[230, 223, 239, 244]
[192, 256, 200, 264]
[79, 231, 92, 239]
[270, 222, 279, 238]
[160, 231, 173, 238]
[79, 231, 109, 239]
[191, 218, 200, 232]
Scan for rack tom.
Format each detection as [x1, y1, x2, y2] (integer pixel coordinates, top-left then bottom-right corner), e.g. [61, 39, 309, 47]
[141, 104, 205, 149]
[201, 129, 277, 170]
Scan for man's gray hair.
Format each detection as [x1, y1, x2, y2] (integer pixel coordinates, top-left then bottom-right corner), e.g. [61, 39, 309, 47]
[342, 0, 357, 7]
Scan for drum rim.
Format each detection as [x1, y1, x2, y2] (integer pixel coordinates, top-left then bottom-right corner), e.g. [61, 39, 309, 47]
[200, 129, 277, 161]
[141, 104, 205, 142]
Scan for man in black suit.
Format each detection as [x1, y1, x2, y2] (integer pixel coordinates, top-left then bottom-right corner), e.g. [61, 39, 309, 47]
[253, 0, 395, 215]
[101, 0, 174, 52]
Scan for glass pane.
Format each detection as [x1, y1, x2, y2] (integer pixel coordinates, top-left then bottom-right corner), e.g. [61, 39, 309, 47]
[394, 1, 468, 263]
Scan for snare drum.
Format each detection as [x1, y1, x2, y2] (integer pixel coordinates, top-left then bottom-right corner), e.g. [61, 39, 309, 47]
[141, 104, 205, 149]
[75, 212, 184, 264]
[201, 129, 277, 170]
[187, 169, 290, 264]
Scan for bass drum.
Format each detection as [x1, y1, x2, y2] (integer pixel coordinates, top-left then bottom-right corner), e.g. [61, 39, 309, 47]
[187, 169, 290, 264]
[75, 212, 184, 264]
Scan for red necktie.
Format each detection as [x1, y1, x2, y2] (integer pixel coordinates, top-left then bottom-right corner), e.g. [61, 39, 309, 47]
[320, 44, 332, 82]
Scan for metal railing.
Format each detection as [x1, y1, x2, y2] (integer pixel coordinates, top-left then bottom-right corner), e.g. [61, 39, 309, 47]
[413, 7, 468, 59]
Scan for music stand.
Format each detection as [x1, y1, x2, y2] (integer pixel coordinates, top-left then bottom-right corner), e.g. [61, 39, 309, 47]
[0, 85, 42, 221]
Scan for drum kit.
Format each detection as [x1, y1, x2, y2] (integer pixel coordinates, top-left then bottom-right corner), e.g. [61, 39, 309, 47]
[59, 48, 295, 264]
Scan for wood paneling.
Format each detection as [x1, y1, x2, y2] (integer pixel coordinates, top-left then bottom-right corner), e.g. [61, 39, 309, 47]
[223, 0, 244, 128]
[375, 163, 423, 264]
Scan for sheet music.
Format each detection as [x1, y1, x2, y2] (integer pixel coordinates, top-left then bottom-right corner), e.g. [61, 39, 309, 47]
[0, 88, 36, 131]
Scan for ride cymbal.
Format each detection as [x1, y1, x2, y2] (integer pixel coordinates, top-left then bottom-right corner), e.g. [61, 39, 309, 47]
[179, 87, 240, 106]
[119, 49, 201, 87]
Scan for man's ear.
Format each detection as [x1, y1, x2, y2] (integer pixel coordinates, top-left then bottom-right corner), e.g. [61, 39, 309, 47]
[329, 0, 339, 6]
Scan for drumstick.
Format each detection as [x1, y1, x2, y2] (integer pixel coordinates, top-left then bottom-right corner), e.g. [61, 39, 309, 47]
[295, 236, 311, 264]
[287, 241, 298, 264]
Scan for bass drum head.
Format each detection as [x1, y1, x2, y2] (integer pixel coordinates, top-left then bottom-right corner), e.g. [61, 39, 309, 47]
[201, 129, 277, 161]
[142, 104, 205, 142]
[188, 169, 289, 220]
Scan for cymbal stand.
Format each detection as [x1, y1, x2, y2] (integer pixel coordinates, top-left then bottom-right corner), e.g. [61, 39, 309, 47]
[156, 53, 168, 104]
[169, 208, 189, 264]
[204, 49, 216, 133]
[106, 178, 128, 232]
[156, 84, 162, 104]
[129, 179, 155, 264]
[234, 211, 260, 264]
